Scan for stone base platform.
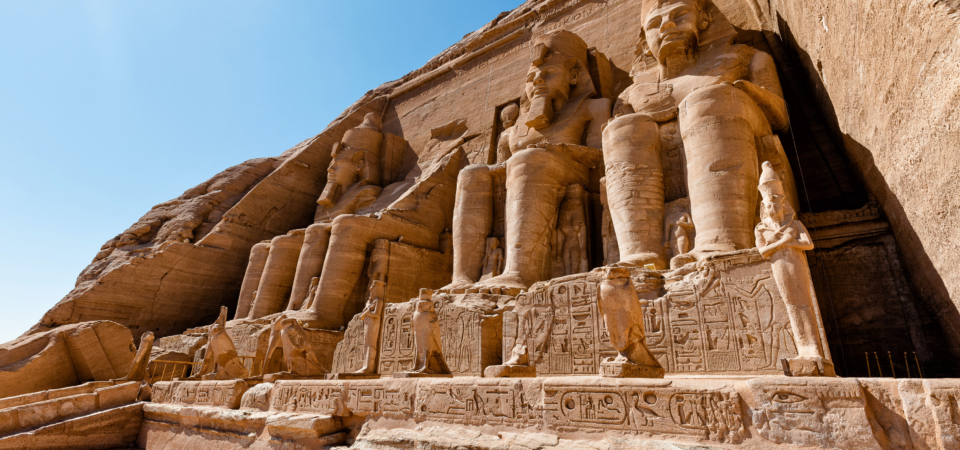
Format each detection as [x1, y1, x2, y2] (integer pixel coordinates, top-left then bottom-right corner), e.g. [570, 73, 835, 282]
[139, 375, 960, 449]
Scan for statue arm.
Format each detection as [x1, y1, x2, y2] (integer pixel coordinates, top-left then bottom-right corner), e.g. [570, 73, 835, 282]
[734, 51, 789, 132]
[784, 222, 815, 251]
[586, 98, 613, 149]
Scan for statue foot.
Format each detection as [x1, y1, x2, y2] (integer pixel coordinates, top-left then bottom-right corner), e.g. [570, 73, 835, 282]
[477, 271, 527, 290]
[439, 279, 477, 291]
[280, 310, 323, 329]
[617, 252, 666, 270]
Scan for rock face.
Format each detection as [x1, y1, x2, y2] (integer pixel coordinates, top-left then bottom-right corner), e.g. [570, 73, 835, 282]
[0, 321, 135, 399]
[8, 0, 960, 448]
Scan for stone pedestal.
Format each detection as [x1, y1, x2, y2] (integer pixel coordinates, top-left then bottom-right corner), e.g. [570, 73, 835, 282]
[391, 372, 453, 378]
[599, 358, 665, 378]
[782, 357, 836, 377]
[483, 364, 536, 378]
[325, 373, 380, 380]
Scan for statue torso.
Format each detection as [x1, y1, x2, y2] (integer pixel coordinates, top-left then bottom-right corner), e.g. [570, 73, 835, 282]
[624, 45, 755, 116]
[507, 98, 595, 152]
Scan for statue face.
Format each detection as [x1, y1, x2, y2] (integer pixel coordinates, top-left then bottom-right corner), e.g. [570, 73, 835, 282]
[525, 55, 577, 107]
[643, 0, 703, 60]
[761, 196, 785, 223]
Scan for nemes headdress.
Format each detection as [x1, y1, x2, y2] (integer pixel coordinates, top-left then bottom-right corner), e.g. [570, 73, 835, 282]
[641, 0, 708, 22]
[531, 30, 589, 71]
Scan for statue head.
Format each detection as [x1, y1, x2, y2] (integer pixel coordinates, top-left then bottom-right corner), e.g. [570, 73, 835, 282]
[640, 0, 712, 61]
[523, 30, 592, 129]
[759, 161, 794, 226]
[500, 103, 520, 128]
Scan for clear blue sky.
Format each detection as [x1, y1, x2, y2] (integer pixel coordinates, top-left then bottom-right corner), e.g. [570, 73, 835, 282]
[0, 0, 522, 343]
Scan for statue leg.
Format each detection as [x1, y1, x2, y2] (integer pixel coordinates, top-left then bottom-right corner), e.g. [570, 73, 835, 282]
[248, 231, 305, 319]
[446, 164, 494, 289]
[299, 214, 437, 329]
[601, 114, 667, 269]
[234, 241, 271, 320]
[680, 84, 771, 252]
[481, 148, 588, 289]
[286, 223, 332, 311]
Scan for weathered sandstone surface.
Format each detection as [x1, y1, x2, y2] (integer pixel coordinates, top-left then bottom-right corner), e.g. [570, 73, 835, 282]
[6, 0, 960, 448]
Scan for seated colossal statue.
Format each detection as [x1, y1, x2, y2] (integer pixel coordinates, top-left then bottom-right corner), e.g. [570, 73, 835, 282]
[446, 30, 612, 291]
[231, 110, 467, 330]
[602, 0, 798, 269]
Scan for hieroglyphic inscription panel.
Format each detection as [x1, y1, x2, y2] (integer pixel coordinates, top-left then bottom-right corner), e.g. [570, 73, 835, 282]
[332, 313, 372, 374]
[654, 253, 798, 374]
[378, 302, 417, 375]
[414, 378, 542, 427]
[504, 273, 618, 376]
[269, 380, 344, 415]
[439, 300, 503, 376]
[151, 380, 249, 409]
[542, 379, 744, 443]
[503, 255, 799, 376]
[345, 379, 417, 419]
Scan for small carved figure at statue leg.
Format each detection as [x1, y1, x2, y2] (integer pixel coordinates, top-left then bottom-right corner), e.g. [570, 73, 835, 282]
[597, 267, 665, 378]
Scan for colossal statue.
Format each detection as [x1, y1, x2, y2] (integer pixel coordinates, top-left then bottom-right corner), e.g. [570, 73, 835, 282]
[229, 110, 465, 328]
[602, 0, 796, 269]
[447, 30, 611, 290]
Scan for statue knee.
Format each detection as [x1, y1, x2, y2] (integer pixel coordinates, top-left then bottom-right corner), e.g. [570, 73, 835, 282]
[457, 164, 492, 191]
[602, 114, 660, 163]
[681, 84, 765, 129]
[330, 215, 375, 244]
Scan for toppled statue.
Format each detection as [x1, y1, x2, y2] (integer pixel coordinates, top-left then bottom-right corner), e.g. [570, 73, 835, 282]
[602, 0, 795, 270]
[263, 318, 327, 380]
[755, 162, 835, 377]
[447, 30, 611, 290]
[197, 323, 249, 381]
[394, 290, 451, 377]
[354, 281, 384, 375]
[597, 267, 665, 378]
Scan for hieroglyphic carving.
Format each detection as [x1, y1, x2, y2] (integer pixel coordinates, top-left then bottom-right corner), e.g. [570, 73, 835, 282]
[269, 381, 344, 415]
[655, 253, 798, 374]
[151, 380, 250, 409]
[378, 302, 418, 375]
[345, 380, 416, 419]
[503, 255, 797, 376]
[414, 378, 542, 427]
[439, 300, 503, 377]
[332, 310, 376, 374]
[542, 380, 743, 443]
[503, 273, 617, 376]
[750, 377, 877, 449]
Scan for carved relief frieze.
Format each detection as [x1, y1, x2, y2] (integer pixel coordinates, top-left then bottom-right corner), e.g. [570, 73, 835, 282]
[541, 380, 744, 443]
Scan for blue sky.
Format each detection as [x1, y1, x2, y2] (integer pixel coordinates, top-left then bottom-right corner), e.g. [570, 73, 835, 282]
[0, 0, 522, 343]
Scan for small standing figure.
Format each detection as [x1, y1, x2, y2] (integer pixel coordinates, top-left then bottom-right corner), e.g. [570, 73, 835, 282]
[479, 237, 504, 281]
[673, 213, 695, 255]
[495, 103, 520, 164]
[597, 267, 664, 378]
[405, 291, 451, 376]
[755, 161, 834, 376]
[354, 280, 385, 374]
[556, 184, 589, 276]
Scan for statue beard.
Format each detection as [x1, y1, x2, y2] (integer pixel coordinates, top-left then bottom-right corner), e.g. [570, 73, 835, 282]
[525, 89, 570, 130]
